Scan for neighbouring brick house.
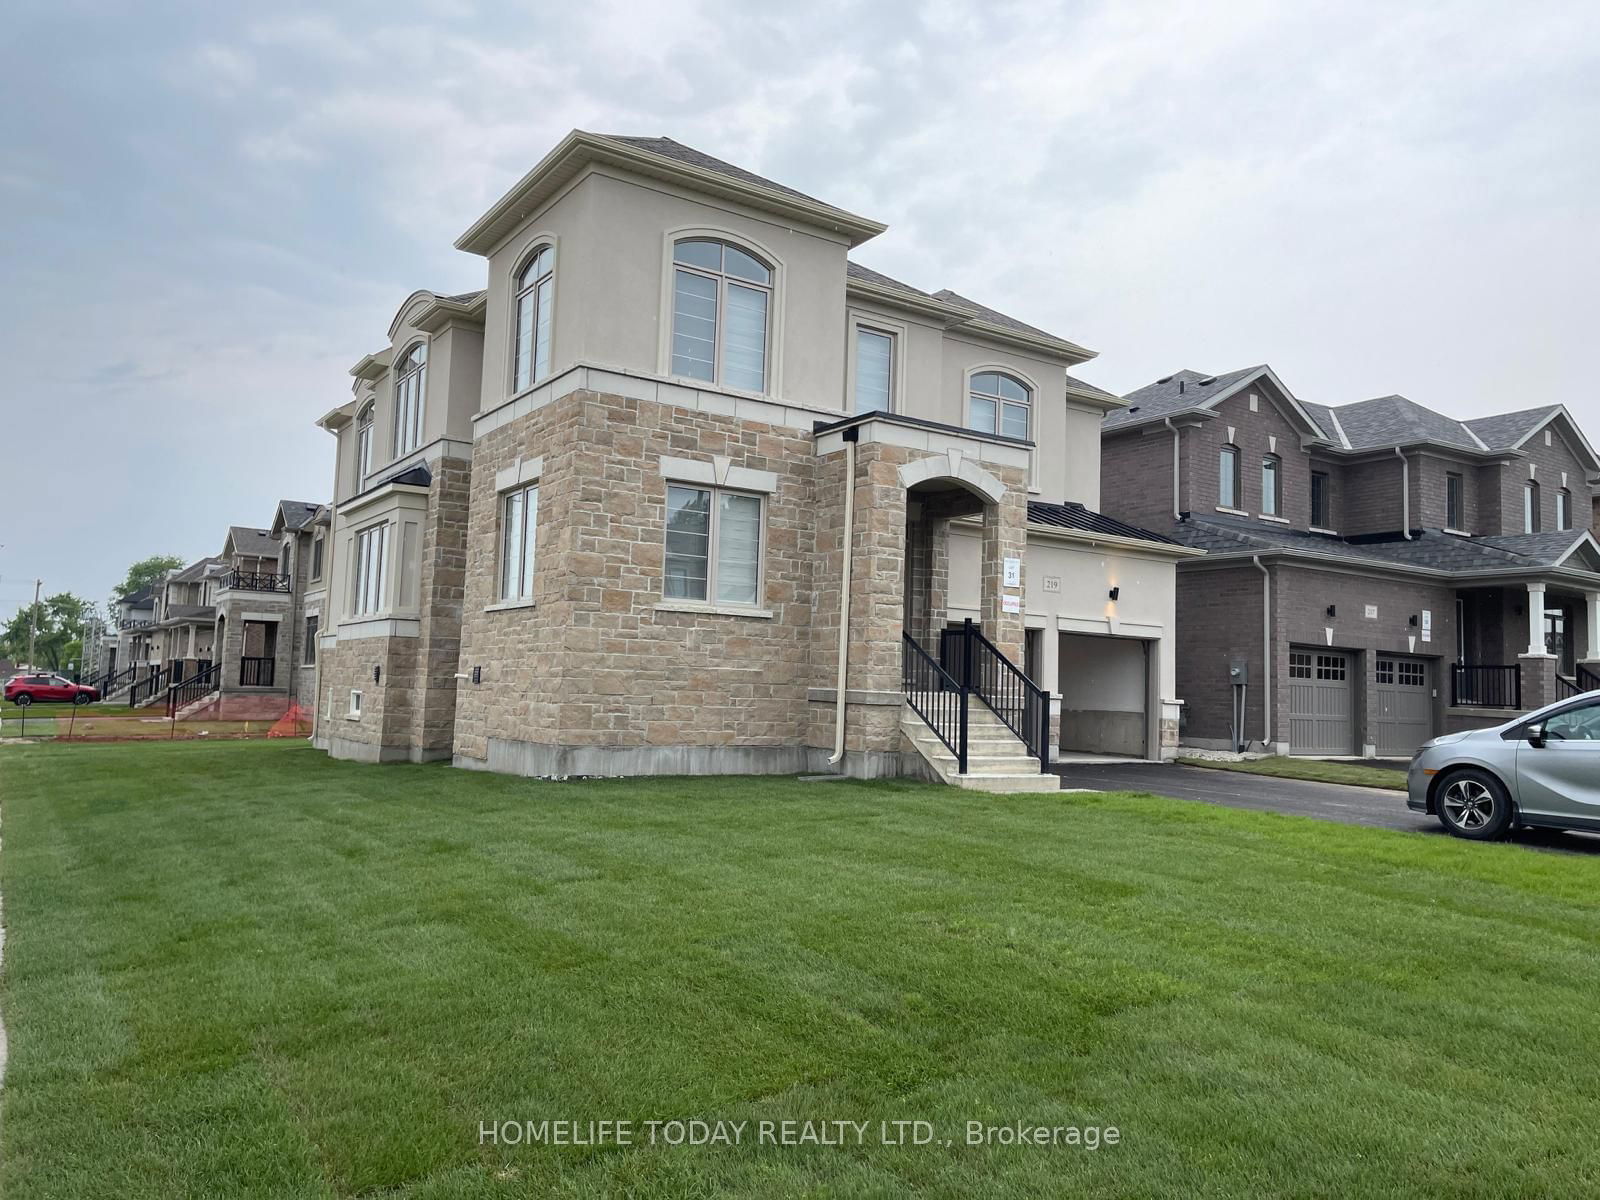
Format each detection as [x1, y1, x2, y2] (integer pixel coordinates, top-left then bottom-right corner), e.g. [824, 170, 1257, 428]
[1100, 365, 1600, 756]
[310, 131, 1197, 783]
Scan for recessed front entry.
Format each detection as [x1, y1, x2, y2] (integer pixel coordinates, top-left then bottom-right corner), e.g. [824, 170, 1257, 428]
[1288, 648, 1354, 756]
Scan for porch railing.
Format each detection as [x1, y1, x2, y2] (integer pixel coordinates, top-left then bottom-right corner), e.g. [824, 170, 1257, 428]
[167, 660, 223, 717]
[129, 664, 167, 706]
[903, 633, 968, 774]
[1451, 664, 1521, 710]
[228, 570, 291, 593]
[1580, 665, 1600, 694]
[96, 664, 141, 698]
[239, 657, 275, 687]
[936, 618, 1050, 771]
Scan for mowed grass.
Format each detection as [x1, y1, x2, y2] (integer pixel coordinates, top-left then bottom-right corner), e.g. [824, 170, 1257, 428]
[3, 743, 1599, 1198]
[1179, 754, 1409, 791]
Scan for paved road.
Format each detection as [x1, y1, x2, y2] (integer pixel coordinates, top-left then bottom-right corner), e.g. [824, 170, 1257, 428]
[1054, 762, 1600, 855]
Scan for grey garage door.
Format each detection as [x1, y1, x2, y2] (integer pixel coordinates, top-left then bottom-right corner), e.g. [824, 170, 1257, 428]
[1288, 649, 1355, 756]
[1375, 656, 1432, 756]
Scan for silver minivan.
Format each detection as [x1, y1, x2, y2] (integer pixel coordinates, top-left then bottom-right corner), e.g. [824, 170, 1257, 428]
[1408, 690, 1600, 840]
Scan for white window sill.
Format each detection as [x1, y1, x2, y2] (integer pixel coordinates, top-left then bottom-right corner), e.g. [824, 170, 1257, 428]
[1215, 506, 1248, 517]
[345, 712, 361, 721]
[1443, 528, 1472, 538]
[1257, 514, 1291, 525]
[484, 599, 537, 613]
[1308, 526, 1340, 536]
[654, 600, 774, 620]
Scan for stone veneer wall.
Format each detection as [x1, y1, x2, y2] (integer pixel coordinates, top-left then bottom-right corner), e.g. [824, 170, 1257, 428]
[451, 389, 1030, 779]
[318, 455, 471, 763]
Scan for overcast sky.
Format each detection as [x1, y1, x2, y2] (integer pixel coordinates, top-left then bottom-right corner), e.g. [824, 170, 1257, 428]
[3, 0, 1598, 612]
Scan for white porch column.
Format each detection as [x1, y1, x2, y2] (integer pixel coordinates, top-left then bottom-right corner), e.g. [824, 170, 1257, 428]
[1585, 590, 1600, 662]
[1526, 582, 1550, 657]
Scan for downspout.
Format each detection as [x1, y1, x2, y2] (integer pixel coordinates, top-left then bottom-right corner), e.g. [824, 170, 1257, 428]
[829, 430, 858, 765]
[1162, 417, 1182, 519]
[1253, 554, 1272, 749]
[1394, 447, 1412, 539]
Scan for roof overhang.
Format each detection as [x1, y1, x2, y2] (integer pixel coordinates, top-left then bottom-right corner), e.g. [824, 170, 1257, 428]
[1181, 545, 1600, 589]
[1024, 521, 1207, 559]
[1512, 405, 1600, 473]
[456, 129, 888, 257]
[1106, 365, 1325, 439]
[846, 274, 1097, 366]
[349, 347, 393, 381]
[317, 398, 357, 433]
[413, 291, 487, 333]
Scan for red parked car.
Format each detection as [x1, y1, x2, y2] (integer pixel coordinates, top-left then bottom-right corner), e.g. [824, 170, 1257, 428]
[4, 673, 99, 706]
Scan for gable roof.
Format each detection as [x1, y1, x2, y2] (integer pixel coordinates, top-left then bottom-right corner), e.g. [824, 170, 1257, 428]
[170, 556, 225, 583]
[457, 130, 886, 255]
[271, 500, 321, 536]
[1105, 365, 1327, 438]
[1464, 405, 1562, 450]
[224, 526, 278, 558]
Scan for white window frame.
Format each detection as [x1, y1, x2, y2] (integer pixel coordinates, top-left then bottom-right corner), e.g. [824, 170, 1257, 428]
[659, 229, 782, 397]
[1261, 454, 1282, 517]
[510, 239, 556, 396]
[303, 614, 319, 665]
[356, 403, 375, 489]
[965, 369, 1033, 441]
[1557, 488, 1571, 531]
[347, 689, 363, 719]
[350, 521, 390, 617]
[1525, 481, 1541, 533]
[848, 316, 901, 415]
[498, 483, 539, 603]
[310, 534, 324, 582]
[392, 341, 427, 459]
[1219, 445, 1241, 509]
[662, 483, 765, 608]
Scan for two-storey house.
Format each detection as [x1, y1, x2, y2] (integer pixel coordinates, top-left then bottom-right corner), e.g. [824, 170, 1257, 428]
[1100, 366, 1600, 757]
[310, 131, 1198, 783]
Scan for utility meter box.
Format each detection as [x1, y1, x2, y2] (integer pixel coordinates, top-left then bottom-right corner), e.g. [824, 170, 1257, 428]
[1228, 657, 1249, 685]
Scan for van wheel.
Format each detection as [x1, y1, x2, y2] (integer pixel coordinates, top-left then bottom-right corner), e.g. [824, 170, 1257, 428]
[1436, 769, 1513, 840]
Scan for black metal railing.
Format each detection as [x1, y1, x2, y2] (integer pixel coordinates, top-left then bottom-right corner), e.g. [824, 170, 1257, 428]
[947, 619, 1050, 770]
[229, 570, 291, 593]
[239, 657, 275, 687]
[1451, 664, 1521, 710]
[118, 618, 152, 630]
[167, 660, 222, 717]
[129, 664, 167, 706]
[903, 633, 969, 773]
[1579, 665, 1600, 694]
[96, 664, 141, 698]
[1558, 674, 1582, 700]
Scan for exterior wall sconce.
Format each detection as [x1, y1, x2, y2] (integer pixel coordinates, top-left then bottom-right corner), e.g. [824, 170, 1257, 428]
[373, 665, 382, 683]
[1326, 605, 1336, 618]
[472, 666, 482, 684]
[1408, 615, 1419, 627]
[1108, 586, 1120, 601]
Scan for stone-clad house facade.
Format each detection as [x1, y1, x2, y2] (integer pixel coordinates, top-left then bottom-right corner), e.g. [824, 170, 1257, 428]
[1100, 365, 1600, 757]
[310, 131, 1197, 781]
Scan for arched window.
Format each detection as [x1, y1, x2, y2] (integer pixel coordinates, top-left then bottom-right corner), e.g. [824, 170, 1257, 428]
[1261, 454, 1282, 517]
[968, 371, 1031, 440]
[356, 402, 374, 489]
[1557, 488, 1571, 531]
[513, 245, 554, 392]
[1219, 445, 1240, 509]
[393, 342, 426, 458]
[1525, 480, 1541, 533]
[670, 238, 771, 392]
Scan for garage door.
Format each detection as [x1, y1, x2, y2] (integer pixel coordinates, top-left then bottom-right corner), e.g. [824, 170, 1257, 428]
[1375, 656, 1432, 756]
[1288, 649, 1354, 756]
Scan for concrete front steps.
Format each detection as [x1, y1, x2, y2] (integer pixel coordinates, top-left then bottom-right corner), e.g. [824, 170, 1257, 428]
[901, 702, 1060, 793]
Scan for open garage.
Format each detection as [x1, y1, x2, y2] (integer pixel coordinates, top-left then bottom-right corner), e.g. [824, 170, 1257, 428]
[1058, 632, 1152, 757]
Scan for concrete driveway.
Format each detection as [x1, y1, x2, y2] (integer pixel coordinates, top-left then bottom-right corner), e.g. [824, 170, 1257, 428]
[1054, 761, 1600, 855]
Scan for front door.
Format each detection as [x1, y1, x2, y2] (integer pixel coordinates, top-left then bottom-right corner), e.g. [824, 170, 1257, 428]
[1375, 656, 1432, 756]
[1516, 698, 1600, 822]
[1545, 607, 1575, 676]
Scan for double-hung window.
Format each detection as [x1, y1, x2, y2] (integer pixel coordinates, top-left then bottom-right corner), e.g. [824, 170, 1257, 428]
[512, 246, 554, 392]
[670, 239, 771, 392]
[499, 484, 538, 602]
[351, 522, 389, 617]
[1446, 472, 1463, 529]
[1219, 445, 1240, 508]
[854, 327, 893, 413]
[1261, 455, 1281, 517]
[1310, 471, 1330, 527]
[664, 485, 762, 606]
[393, 342, 426, 458]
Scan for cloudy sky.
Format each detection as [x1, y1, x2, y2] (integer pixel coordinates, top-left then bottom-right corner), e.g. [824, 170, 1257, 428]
[3, 0, 1598, 612]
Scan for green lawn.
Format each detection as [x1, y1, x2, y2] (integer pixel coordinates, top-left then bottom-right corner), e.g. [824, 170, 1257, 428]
[1179, 754, 1409, 791]
[3, 742, 1598, 1198]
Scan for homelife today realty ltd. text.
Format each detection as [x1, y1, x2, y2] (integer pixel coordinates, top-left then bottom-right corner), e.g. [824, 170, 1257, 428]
[479, 1119, 1122, 1150]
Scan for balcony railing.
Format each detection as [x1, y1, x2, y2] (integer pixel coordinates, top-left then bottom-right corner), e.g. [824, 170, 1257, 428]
[118, 618, 152, 630]
[228, 570, 291, 593]
[1451, 665, 1521, 710]
[239, 657, 276, 687]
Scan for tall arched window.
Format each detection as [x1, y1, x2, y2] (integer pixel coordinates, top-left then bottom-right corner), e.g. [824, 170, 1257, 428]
[1219, 445, 1240, 508]
[968, 372, 1031, 439]
[670, 238, 771, 392]
[1557, 488, 1571, 531]
[513, 245, 554, 392]
[393, 342, 426, 457]
[1261, 454, 1282, 517]
[1525, 480, 1541, 533]
[356, 402, 374, 489]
